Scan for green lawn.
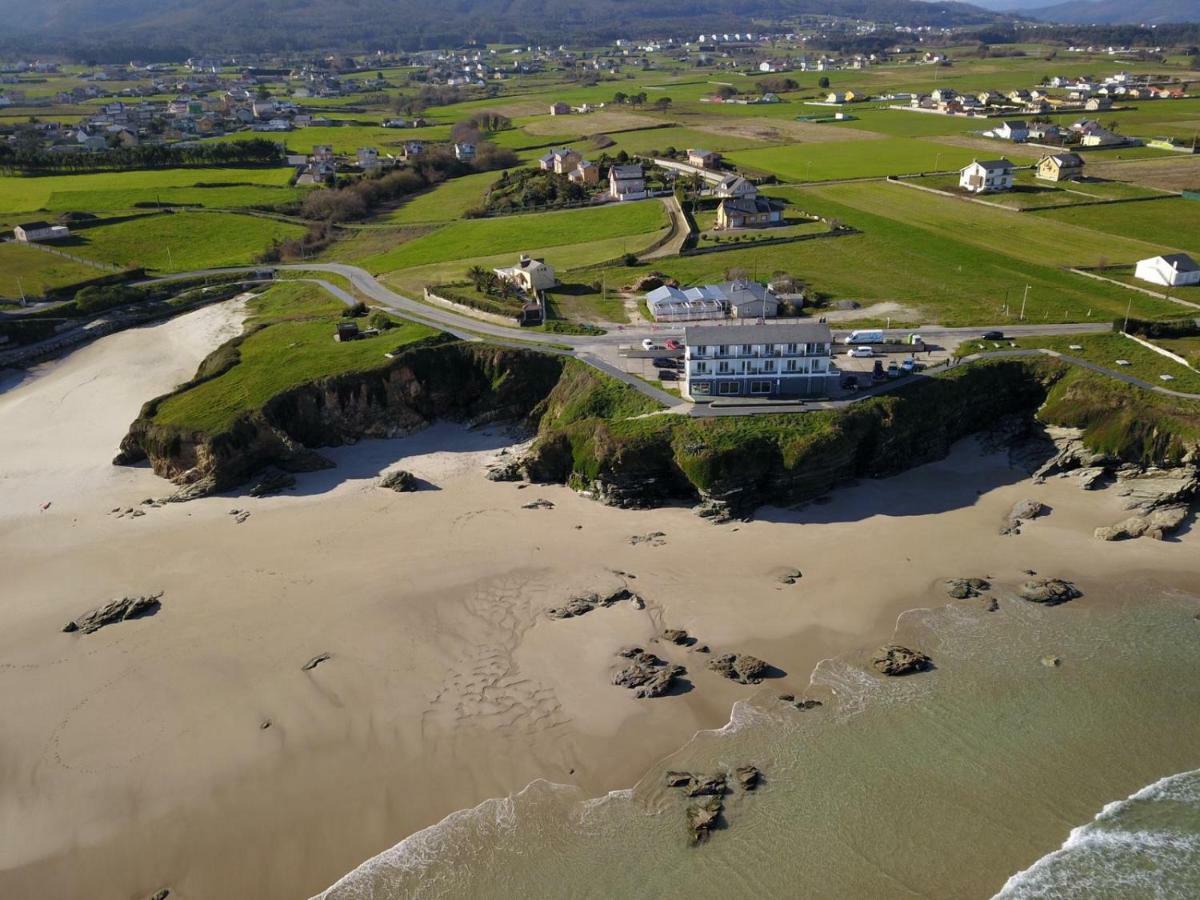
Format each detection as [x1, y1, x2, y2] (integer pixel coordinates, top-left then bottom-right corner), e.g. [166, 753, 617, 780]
[1034, 197, 1200, 258]
[67, 211, 306, 272]
[383, 171, 497, 225]
[567, 181, 1186, 327]
[0, 243, 105, 299]
[725, 136, 1039, 182]
[955, 331, 1200, 394]
[152, 282, 441, 432]
[903, 171, 1166, 209]
[0, 167, 297, 217]
[208, 123, 452, 156]
[1156, 336, 1200, 369]
[359, 200, 668, 273]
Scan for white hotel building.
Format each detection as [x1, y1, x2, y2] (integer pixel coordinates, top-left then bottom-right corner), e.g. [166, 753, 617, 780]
[682, 323, 836, 401]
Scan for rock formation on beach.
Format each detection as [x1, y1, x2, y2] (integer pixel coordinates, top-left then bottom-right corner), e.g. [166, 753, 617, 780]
[707, 653, 770, 684]
[249, 470, 296, 497]
[547, 587, 639, 619]
[872, 645, 933, 676]
[379, 469, 418, 492]
[1000, 498, 1045, 535]
[612, 650, 684, 699]
[1019, 578, 1081, 606]
[63, 592, 162, 634]
[946, 577, 990, 599]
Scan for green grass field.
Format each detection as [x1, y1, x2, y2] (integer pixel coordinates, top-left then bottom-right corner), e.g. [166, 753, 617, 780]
[383, 171, 498, 225]
[956, 331, 1200, 394]
[359, 200, 668, 273]
[0, 167, 297, 217]
[67, 211, 306, 272]
[725, 137, 1039, 182]
[0, 243, 106, 299]
[1034, 197, 1200, 257]
[152, 282, 441, 432]
[904, 170, 1166, 209]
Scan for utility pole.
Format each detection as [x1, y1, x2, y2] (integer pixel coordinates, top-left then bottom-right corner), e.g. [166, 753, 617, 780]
[1123, 295, 1133, 334]
[1019, 284, 1030, 321]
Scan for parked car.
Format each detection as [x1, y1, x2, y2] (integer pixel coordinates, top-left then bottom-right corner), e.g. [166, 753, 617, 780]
[658, 369, 678, 381]
[664, 339, 682, 350]
[900, 357, 917, 374]
[872, 360, 886, 382]
[841, 375, 860, 392]
[981, 330, 1005, 341]
[641, 338, 656, 351]
[653, 357, 680, 369]
[846, 346, 874, 358]
[886, 362, 901, 378]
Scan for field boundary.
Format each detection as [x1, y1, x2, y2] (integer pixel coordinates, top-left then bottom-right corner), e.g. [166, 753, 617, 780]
[681, 225, 858, 257]
[1123, 331, 1199, 372]
[1070, 268, 1200, 312]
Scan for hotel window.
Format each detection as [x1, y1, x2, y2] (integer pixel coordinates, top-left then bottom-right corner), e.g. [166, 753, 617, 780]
[718, 361, 731, 374]
[786, 343, 798, 355]
[718, 382, 740, 396]
[785, 359, 797, 372]
[763, 360, 775, 372]
[750, 381, 772, 395]
[718, 345, 728, 356]
[696, 362, 709, 374]
[692, 382, 711, 395]
[742, 345, 752, 355]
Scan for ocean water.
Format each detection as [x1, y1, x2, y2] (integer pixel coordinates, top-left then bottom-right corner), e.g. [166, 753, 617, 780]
[318, 585, 1200, 900]
[997, 769, 1200, 900]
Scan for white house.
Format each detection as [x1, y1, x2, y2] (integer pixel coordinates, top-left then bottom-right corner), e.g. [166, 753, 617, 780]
[454, 142, 476, 161]
[714, 174, 757, 200]
[682, 322, 835, 400]
[1134, 254, 1200, 287]
[608, 163, 647, 201]
[356, 147, 380, 170]
[991, 120, 1029, 142]
[13, 221, 70, 242]
[959, 159, 1015, 193]
[493, 254, 557, 293]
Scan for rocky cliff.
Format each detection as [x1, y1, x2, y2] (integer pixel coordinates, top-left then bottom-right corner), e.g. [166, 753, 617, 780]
[117, 338, 567, 496]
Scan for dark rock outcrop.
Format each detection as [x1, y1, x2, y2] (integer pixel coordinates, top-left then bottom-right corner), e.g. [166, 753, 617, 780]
[379, 469, 418, 492]
[1001, 498, 1045, 534]
[946, 577, 990, 599]
[735, 765, 761, 791]
[249, 470, 296, 497]
[1019, 578, 1081, 606]
[612, 652, 684, 699]
[686, 796, 723, 844]
[871, 644, 933, 676]
[707, 653, 770, 684]
[662, 628, 692, 646]
[63, 592, 162, 634]
[547, 588, 638, 619]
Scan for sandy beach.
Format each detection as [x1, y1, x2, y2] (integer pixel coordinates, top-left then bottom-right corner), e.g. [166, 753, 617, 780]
[1, 301, 1196, 899]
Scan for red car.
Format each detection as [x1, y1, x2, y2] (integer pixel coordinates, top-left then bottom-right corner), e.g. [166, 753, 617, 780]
[664, 339, 682, 351]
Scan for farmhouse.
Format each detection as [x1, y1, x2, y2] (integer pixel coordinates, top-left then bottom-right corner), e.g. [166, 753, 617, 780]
[687, 148, 721, 169]
[454, 142, 476, 161]
[13, 221, 70, 242]
[493, 254, 558, 293]
[682, 321, 835, 401]
[356, 147, 380, 170]
[714, 174, 758, 199]
[991, 120, 1029, 142]
[608, 163, 647, 201]
[716, 197, 783, 229]
[568, 160, 599, 184]
[1036, 153, 1085, 182]
[959, 159, 1015, 194]
[538, 147, 581, 175]
[1134, 254, 1200, 287]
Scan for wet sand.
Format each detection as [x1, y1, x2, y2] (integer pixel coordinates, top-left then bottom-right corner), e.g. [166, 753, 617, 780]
[0, 301, 1195, 899]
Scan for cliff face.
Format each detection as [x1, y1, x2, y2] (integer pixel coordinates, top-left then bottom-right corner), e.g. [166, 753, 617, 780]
[525, 359, 1068, 518]
[118, 340, 567, 494]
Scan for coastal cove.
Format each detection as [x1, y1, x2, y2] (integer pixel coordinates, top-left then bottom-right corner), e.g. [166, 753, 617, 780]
[1, 301, 1198, 898]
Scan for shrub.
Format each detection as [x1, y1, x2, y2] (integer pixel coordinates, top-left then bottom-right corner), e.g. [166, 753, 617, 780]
[343, 301, 369, 318]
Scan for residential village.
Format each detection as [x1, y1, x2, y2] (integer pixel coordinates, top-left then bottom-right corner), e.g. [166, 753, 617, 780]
[3, 33, 1200, 405]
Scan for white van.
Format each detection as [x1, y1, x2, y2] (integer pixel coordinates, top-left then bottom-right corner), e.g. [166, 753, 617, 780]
[842, 329, 885, 345]
[846, 346, 874, 358]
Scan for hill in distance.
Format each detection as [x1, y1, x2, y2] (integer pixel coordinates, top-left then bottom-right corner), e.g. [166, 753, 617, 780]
[0, 0, 1013, 55]
[971, 0, 1200, 23]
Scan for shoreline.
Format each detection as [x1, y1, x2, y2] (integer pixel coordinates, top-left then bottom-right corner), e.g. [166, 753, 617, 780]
[1, 303, 1198, 899]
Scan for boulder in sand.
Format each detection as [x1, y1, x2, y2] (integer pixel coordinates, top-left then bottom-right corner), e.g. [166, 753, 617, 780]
[707, 653, 770, 684]
[379, 469, 418, 492]
[687, 796, 723, 844]
[735, 765, 761, 791]
[946, 577, 990, 599]
[1018, 578, 1081, 606]
[63, 592, 162, 634]
[612, 651, 685, 698]
[872, 644, 933, 676]
[547, 587, 637, 619]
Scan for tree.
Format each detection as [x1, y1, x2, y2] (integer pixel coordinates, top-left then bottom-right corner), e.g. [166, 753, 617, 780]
[818, 76, 830, 89]
[653, 96, 672, 112]
[467, 265, 488, 291]
[622, 252, 639, 267]
[612, 91, 628, 105]
[714, 84, 738, 100]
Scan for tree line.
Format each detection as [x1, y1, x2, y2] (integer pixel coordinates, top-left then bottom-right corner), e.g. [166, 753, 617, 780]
[0, 137, 283, 175]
